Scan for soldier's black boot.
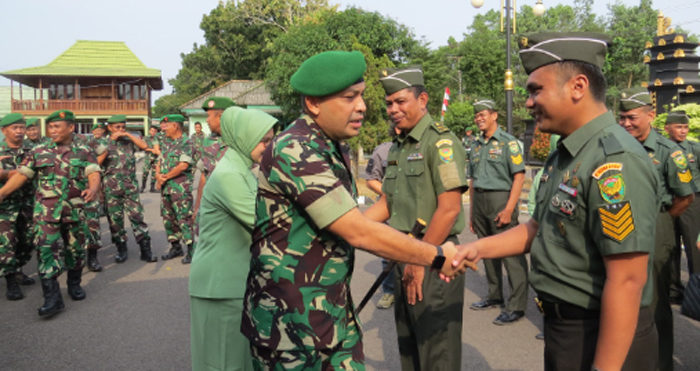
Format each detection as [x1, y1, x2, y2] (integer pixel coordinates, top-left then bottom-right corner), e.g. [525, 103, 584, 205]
[138, 238, 157, 263]
[66, 270, 86, 301]
[115, 242, 128, 263]
[149, 183, 157, 193]
[17, 269, 35, 285]
[140, 176, 148, 193]
[38, 278, 64, 316]
[5, 273, 24, 301]
[181, 244, 193, 264]
[161, 242, 184, 260]
[86, 248, 103, 272]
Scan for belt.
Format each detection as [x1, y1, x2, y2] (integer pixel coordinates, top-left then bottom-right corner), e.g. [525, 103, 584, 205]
[474, 188, 504, 193]
[540, 300, 600, 320]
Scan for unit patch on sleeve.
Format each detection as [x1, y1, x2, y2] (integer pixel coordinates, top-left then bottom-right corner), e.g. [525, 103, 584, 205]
[508, 141, 521, 154]
[598, 174, 626, 203]
[598, 201, 635, 242]
[672, 150, 689, 170]
[439, 148, 453, 163]
[592, 162, 623, 179]
[435, 139, 453, 148]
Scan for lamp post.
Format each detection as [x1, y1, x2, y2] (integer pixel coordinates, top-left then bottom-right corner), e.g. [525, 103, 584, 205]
[472, 0, 545, 134]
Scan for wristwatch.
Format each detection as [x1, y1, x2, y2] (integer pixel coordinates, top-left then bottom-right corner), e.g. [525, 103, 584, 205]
[431, 245, 446, 270]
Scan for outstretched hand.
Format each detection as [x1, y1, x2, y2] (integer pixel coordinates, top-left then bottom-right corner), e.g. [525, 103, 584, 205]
[438, 242, 479, 282]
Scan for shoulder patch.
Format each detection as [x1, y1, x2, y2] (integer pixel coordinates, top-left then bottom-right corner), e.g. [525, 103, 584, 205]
[672, 150, 688, 170]
[508, 140, 521, 154]
[592, 162, 623, 179]
[435, 139, 453, 148]
[433, 122, 450, 133]
[598, 174, 626, 203]
[678, 169, 693, 183]
[598, 201, 635, 242]
[511, 154, 523, 165]
[439, 148, 454, 163]
[600, 134, 624, 156]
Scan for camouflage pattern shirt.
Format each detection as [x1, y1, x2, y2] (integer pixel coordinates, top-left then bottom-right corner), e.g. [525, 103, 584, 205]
[0, 140, 35, 215]
[102, 137, 140, 194]
[144, 134, 159, 159]
[242, 115, 361, 351]
[18, 139, 101, 223]
[160, 134, 195, 195]
[24, 136, 52, 149]
[196, 133, 227, 177]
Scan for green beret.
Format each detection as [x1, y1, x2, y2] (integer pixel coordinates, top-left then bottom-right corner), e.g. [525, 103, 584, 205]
[518, 32, 611, 74]
[202, 97, 235, 111]
[291, 51, 367, 96]
[107, 114, 127, 124]
[619, 87, 652, 112]
[46, 110, 75, 123]
[473, 98, 497, 113]
[162, 114, 185, 124]
[26, 118, 39, 127]
[0, 113, 25, 128]
[379, 66, 424, 95]
[666, 110, 690, 125]
[91, 123, 105, 131]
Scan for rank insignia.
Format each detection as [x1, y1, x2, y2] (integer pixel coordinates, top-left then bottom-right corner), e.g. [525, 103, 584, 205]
[672, 150, 688, 170]
[563, 170, 570, 184]
[571, 176, 580, 187]
[435, 139, 453, 148]
[598, 174, 626, 203]
[508, 141, 520, 154]
[678, 169, 693, 183]
[559, 183, 578, 197]
[415, 142, 421, 150]
[439, 148, 453, 163]
[560, 199, 576, 215]
[551, 195, 561, 207]
[489, 148, 503, 155]
[598, 201, 635, 242]
[592, 162, 623, 179]
[511, 154, 523, 165]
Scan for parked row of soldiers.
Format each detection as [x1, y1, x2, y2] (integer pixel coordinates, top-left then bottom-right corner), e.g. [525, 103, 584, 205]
[0, 96, 233, 317]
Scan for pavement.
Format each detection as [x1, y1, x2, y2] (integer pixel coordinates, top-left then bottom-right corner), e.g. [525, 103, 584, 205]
[2, 165, 700, 371]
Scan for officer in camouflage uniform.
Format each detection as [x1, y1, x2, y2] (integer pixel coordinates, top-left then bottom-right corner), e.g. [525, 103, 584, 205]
[0, 114, 36, 300]
[0, 110, 102, 317]
[242, 51, 468, 371]
[101, 115, 157, 264]
[191, 121, 206, 160]
[24, 118, 52, 148]
[79, 123, 109, 272]
[157, 114, 196, 264]
[141, 126, 159, 193]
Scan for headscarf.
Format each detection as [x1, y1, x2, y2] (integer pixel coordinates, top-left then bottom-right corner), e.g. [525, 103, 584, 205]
[220, 106, 278, 166]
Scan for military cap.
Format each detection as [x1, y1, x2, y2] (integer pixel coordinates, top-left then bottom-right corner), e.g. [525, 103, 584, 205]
[290, 50, 366, 96]
[473, 98, 497, 114]
[202, 97, 235, 111]
[26, 118, 39, 127]
[619, 87, 652, 112]
[46, 110, 75, 123]
[0, 113, 25, 128]
[91, 123, 105, 131]
[107, 114, 127, 124]
[518, 32, 611, 74]
[666, 110, 690, 125]
[379, 66, 425, 95]
[162, 114, 185, 124]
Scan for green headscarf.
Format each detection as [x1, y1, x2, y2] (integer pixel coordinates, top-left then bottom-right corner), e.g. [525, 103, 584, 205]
[220, 106, 278, 166]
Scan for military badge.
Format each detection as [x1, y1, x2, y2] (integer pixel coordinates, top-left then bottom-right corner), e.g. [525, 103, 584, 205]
[672, 150, 688, 170]
[208, 100, 215, 108]
[511, 154, 523, 165]
[415, 143, 421, 150]
[520, 36, 528, 47]
[439, 148, 453, 163]
[560, 199, 576, 215]
[688, 153, 696, 163]
[598, 174, 626, 203]
[678, 169, 693, 183]
[59, 112, 65, 119]
[563, 170, 570, 184]
[557, 221, 566, 236]
[164, 117, 169, 122]
[621, 92, 627, 99]
[559, 183, 578, 197]
[407, 153, 424, 161]
[382, 70, 388, 77]
[571, 176, 580, 187]
[435, 139, 453, 148]
[592, 162, 623, 179]
[508, 141, 520, 154]
[551, 195, 561, 207]
[598, 201, 635, 242]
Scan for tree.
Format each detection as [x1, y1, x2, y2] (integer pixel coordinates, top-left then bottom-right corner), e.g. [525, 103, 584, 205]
[443, 101, 475, 136]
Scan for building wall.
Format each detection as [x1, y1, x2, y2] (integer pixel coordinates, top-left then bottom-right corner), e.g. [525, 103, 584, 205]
[0, 86, 47, 117]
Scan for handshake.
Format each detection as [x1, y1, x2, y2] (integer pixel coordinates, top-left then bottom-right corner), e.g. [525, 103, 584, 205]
[437, 241, 480, 281]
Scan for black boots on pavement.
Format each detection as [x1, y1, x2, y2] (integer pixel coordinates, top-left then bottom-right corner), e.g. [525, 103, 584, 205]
[87, 248, 103, 272]
[38, 277, 65, 316]
[161, 241, 184, 260]
[115, 241, 128, 263]
[66, 270, 86, 301]
[138, 238, 157, 263]
[181, 244, 194, 264]
[5, 273, 24, 301]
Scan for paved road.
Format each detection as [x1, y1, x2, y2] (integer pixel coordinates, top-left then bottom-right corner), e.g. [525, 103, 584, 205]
[2, 167, 700, 371]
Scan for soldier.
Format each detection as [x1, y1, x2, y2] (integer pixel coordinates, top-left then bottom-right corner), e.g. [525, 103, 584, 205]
[468, 98, 529, 325]
[454, 32, 659, 371]
[156, 114, 196, 264]
[191, 121, 206, 159]
[24, 118, 51, 148]
[664, 110, 700, 305]
[78, 127, 109, 272]
[242, 51, 469, 370]
[618, 88, 695, 371]
[0, 110, 102, 317]
[91, 123, 106, 140]
[141, 126, 159, 193]
[0, 114, 36, 300]
[101, 114, 157, 264]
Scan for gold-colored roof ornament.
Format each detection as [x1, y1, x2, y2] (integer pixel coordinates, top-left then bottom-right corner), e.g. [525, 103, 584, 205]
[659, 39, 667, 46]
[641, 81, 649, 88]
[674, 49, 686, 58]
[655, 79, 663, 86]
[644, 55, 651, 63]
[687, 85, 696, 93]
[674, 77, 685, 85]
[674, 35, 685, 43]
[645, 41, 653, 49]
[657, 52, 665, 60]
[658, 11, 675, 36]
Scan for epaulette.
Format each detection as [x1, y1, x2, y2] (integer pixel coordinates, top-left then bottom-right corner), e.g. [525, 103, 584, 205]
[433, 121, 450, 133]
[601, 134, 624, 156]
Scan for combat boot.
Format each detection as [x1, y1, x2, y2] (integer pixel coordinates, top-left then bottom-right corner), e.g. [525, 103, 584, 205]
[181, 243, 194, 264]
[115, 241, 128, 263]
[5, 273, 24, 301]
[17, 269, 35, 285]
[140, 177, 148, 193]
[86, 248, 103, 272]
[149, 183, 158, 193]
[161, 241, 184, 260]
[138, 238, 157, 263]
[38, 278, 64, 316]
[66, 270, 86, 301]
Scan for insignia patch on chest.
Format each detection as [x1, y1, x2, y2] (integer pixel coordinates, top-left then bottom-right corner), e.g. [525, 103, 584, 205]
[678, 169, 693, 183]
[598, 174, 626, 203]
[439, 148, 453, 163]
[511, 154, 523, 165]
[489, 148, 502, 155]
[592, 162, 623, 179]
[435, 139, 453, 148]
[558, 183, 578, 197]
[407, 153, 424, 161]
[598, 201, 635, 242]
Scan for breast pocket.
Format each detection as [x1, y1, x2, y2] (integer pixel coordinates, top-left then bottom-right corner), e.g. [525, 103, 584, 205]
[405, 160, 425, 198]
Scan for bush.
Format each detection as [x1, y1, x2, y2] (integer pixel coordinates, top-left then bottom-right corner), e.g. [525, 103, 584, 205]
[652, 103, 700, 141]
[530, 127, 551, 162]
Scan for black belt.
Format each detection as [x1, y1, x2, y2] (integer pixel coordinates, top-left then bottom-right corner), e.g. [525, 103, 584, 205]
[474, 188, 505, 193]
[541, 300, 600, 320]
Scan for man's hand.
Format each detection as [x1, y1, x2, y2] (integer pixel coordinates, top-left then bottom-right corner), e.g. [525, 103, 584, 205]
[402, 264, 425, 305]
[110, 132, 128, 141]
[440, 242, 478, 281]
[494, 207, 513, 227]
[82, 188, 97, 202]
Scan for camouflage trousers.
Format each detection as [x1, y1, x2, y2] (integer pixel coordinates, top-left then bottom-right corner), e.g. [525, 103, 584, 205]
[34, 219, 88, 279]
[0, 209, 34, 277]
[105, 191, 150, 244]
[250, 339, 365, 371]
[160, 190, 193, 245]
[84, 199, 103, 250]
[143, 155, 157, 185]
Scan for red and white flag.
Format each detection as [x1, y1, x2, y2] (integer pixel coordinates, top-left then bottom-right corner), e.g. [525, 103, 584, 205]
[441, 87, 451, 121]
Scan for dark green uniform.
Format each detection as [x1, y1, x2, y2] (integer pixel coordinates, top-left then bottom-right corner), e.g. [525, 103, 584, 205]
[382, 113, 468, 371]
[469, 127, 529, 313]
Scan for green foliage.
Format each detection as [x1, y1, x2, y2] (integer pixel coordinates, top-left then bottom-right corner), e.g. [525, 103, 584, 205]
[153, 94, 192, 117]
[443, 101, 474, 135]
[652, 103, 700, 141]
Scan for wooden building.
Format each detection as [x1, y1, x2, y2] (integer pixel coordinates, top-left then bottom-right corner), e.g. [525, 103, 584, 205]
[1, 40, 162, 134]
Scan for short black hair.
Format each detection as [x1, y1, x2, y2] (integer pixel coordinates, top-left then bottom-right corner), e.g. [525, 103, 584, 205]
[555, 61, 607, 103]
[408, 85, 427, 99]
[194, 122, 202, 127]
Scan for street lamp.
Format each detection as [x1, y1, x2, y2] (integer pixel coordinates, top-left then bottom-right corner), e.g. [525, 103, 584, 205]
[471, 0, 546, 134]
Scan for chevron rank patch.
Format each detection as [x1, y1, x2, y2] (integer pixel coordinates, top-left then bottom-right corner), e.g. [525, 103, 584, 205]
[679, 169, 693, 183]
[511, 154, 523, 165]
[599, 201, 635, 242]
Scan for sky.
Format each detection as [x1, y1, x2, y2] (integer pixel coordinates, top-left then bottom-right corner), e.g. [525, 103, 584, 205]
[2, 0, 700, 101]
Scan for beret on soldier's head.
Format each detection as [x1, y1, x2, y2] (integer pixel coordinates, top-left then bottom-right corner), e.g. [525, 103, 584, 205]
[473, 98, 497, 114]
[46, 110, 75, 123]
[0, 113, 25, 128]
[92, 123, 105, 131]
[518, 32, 611, 75]
[162, 114, 185, 124]
[379, 65, 425, 96]
[202, 97, 236, 111]
[26, 118, 39, 127]
[291, 50, 367, 97]
[619, 87, 652, 112]
[107, 114, 127, 124]
[666, 110, 690, 125]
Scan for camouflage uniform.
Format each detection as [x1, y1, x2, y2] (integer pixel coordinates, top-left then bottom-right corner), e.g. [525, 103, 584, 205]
[79, 135, 107, 256]
[24, 136, 52, 149]
[194, 133, 227, 235]
[191, 131, 206, 162]
[18, 139, 101, 279]
[142, 134, 158, 190]
[0, 140, 36, 277]
[242, 116, 364, 371]
[159, 135, 195, 246]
